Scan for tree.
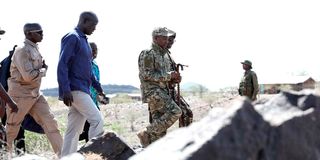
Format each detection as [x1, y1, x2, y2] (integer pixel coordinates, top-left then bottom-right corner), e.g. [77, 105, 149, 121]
[190, 84, 208, 98]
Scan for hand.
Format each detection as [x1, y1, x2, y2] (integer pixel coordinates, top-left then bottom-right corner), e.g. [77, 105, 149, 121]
[7, 101, 18, 113]
[170, 71, 181, 83]
[98, 92, 109, 105]
[63, 92, 73, 106]
[42, 60, 48, 70]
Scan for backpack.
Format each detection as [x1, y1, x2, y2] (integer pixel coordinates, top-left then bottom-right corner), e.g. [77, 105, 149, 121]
[0, 45, 44, 134]
[0, 45, 16, 90]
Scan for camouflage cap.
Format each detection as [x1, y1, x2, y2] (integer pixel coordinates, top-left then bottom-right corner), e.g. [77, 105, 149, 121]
[241, 60, 252, 66]
[0, 27, 5, 35]
[152, 27, 176, 37]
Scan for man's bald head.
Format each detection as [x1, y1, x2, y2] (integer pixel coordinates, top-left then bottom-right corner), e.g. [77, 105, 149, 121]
[77, 11, 99, 35]
[78, 11, 98, 26]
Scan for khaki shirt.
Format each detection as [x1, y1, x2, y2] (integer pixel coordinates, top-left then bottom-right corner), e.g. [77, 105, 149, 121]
[8, 39, 46, 98]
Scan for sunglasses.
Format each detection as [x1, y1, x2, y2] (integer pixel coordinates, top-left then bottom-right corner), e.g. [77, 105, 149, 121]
[28, 29, 43, 35]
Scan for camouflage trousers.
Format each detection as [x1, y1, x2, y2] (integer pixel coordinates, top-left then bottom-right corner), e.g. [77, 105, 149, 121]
[146, 89, 182, 143]
[176, 96, 193, 127]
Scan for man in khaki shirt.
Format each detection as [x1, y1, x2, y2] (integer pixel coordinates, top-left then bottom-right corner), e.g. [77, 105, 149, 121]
[6, 23, 62, 157]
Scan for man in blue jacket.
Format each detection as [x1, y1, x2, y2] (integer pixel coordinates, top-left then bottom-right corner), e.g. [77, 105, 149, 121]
[57, 11, 107, 157]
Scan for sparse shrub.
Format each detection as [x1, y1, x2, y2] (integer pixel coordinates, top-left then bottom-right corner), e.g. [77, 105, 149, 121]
[201, 92, 219, 106]
[189, 84, 209, 98]
[127, 111, 137, 132]
[105, 122, 124, 134]
[110, 94, 135, 104]
[46, 96, 60, 107]
[24, 131, 51, 154]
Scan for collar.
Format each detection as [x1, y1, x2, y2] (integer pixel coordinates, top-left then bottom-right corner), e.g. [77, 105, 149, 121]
[75, 27, 87, 39]
[244, 70, 251, 74]
[151, 43, 169, 56]
[24, 39, 38, 49]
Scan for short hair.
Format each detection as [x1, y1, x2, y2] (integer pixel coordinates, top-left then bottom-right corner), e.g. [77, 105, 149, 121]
[23, 23, 42, 34]
[89, 42, 97, 49]
[78, 11, 98, 24]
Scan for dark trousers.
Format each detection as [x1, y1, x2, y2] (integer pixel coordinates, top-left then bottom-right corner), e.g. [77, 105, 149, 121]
[79, 121, 90, 142]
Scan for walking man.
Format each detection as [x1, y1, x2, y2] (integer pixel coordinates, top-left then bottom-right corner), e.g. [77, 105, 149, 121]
[0, 27, 18, 117]
[137, 27, 182, 147]
[0, 27, 18, 116]
[79, 42, 109, 143]
[0, 27, 19, 149]
[5, 23, 62, 157]
[57, 11, 106, 157]
[238, 60, 259, 101]
[0, 44, 27, 155]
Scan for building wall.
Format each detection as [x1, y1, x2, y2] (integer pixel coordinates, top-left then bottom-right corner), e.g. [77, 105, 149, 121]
[302, 79, 316, 89]
[260, 78, 316, 94]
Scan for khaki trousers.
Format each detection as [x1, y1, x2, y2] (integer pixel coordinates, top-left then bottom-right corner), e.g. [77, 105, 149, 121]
[61, 91, 104, 157]
[6, 95, 63, 157]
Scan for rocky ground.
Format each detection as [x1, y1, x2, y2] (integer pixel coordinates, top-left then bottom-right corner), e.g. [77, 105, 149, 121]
[8, 92, 275, 159]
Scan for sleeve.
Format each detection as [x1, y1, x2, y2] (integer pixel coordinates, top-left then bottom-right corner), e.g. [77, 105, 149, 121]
[57, 35, 77, 95]
[91, 73, 103, 94]
[138, 51, 171, 82]
[252, 72, 259, 98]
[96, 64, 100, 82]
[92, 61, 100, 81]
[13, 49, 42, 82]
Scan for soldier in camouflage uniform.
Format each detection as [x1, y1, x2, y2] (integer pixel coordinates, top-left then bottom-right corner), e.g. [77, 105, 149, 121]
[167, 34, 193, 128]
[137, 27, 182, 147]
[238, 60, 259, 101]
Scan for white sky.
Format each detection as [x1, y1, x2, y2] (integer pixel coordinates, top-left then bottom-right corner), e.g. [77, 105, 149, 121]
[0, 0, 320, 91]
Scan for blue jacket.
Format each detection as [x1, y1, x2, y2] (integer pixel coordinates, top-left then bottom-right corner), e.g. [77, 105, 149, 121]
[57, 28, 103, 99]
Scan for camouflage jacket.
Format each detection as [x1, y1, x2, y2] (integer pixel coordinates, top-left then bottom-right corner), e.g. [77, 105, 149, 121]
[239, 70, 259, 100]
[138, 43, 175, 102]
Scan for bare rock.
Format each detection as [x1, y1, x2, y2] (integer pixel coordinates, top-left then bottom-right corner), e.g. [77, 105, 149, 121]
[130, 98, 270, 160]
[255, 90, 320, 160]
[78, 131, 135, 160]
[130, 90, 320, 160]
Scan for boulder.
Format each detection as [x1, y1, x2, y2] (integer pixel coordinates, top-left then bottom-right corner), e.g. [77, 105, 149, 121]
[130, 90, 320, 160]
[130, 98, 270, 160]
[255, 90, 320, 160]
[78, 131, 135, 160]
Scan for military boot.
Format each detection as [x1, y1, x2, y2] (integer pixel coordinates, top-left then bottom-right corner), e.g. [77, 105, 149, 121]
[137, 129, 150, 148]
